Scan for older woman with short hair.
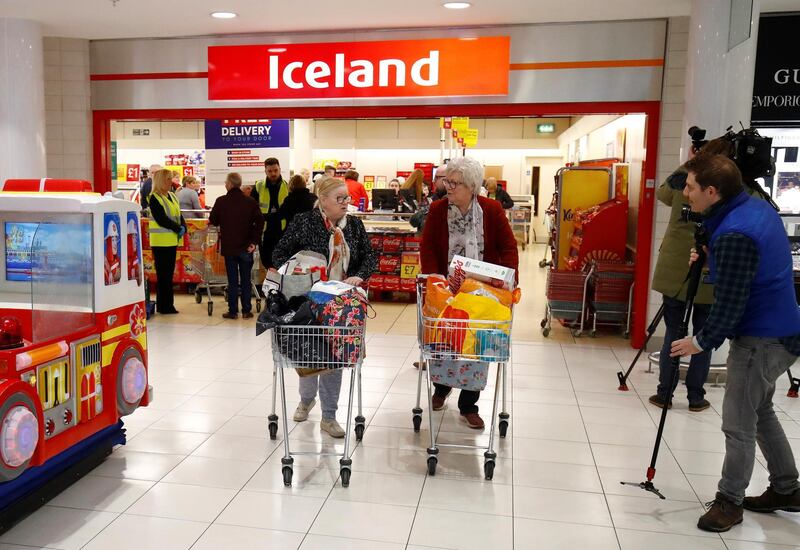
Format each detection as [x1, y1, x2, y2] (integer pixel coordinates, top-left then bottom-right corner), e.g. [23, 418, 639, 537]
[419, 156, 518, 429]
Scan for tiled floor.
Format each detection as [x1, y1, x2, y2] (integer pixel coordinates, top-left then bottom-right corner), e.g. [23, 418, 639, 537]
[4, 243, 800, 549]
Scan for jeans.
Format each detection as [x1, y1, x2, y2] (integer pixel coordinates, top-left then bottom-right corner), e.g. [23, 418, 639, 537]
[718, 336, 800, 504]
[433, 383, 480, 414]
[152, 246, 177, 312]
[299, 370, 343, 420]
[224, 251, 254, 314]
[657, 295, 712, 404]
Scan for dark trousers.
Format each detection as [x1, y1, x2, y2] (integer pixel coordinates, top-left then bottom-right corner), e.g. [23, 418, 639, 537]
[259, 226, 283, 270]
[152, 246, 177, 313]
[657, 295, 712, 403]
[225, 251, 254, 314]
[433, 383, 480, 414]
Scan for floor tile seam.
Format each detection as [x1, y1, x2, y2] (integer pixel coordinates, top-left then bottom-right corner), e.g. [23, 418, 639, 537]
[561, 343, 623, 550]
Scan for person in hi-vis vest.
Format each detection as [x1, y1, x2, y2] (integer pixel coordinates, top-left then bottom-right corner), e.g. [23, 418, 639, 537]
[148, 169, 187, 314]
[252, 157, 289, 270]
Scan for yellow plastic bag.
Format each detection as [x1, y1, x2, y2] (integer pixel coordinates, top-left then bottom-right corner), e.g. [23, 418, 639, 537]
[459, 278, 521, 307]
[439, 293, 511, 355]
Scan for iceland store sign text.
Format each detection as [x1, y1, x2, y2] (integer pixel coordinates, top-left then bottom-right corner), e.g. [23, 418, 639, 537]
[751, 15, 800, 123]
[207, 37, 510, 100]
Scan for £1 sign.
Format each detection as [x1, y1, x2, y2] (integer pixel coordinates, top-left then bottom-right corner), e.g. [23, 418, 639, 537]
[208, 37, 510, 100]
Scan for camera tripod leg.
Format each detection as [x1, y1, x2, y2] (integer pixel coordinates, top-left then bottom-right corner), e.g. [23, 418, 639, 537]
[616, 303, 665, 391]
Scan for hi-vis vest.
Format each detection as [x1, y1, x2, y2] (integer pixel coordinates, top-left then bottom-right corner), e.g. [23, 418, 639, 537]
[255, 179, 289, 230]
[149, 192, 181, 247]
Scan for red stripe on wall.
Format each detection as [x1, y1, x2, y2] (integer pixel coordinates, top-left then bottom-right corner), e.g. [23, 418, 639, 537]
[90, 72, 209, 81]
[510, 59, 664, 71]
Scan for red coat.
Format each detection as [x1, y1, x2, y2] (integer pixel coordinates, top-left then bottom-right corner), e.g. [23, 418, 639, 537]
[420, 196, 519, 280]
[345, 178, 370, 210]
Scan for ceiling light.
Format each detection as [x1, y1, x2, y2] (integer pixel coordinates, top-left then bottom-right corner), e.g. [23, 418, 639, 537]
[443, 2, 471, 9]
[210, 11, 237, 19]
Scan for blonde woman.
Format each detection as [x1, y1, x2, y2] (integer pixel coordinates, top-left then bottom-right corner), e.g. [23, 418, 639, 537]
[148, 169, 187, 314]
[272, 176, 377, 437]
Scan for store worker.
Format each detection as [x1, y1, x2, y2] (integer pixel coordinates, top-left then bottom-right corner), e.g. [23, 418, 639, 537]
[209, 172, 264, 319]
[669, 154, 800, 533]
[252, 157, 289, 270]
[400, 169, 426, 212]
[148, 169, 186, 314]
[177, 176, 203, 218]
[324, 164, 337, 178]
[344, 169, 369, 211]
[420, 156, 518, 429]
[279, 174, 317, 226]
[649, 137, 735, 413]
[273, 176, 377, 438]
[485, 177, 514, 209]
[140, 163, 161, 210]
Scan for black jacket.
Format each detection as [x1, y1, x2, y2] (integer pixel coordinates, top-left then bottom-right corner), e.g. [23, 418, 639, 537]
[490, 187, 515, 209]
[272, 209, 377, 280]
[209, 187, 265, 257]
[279, 188, 317, 225]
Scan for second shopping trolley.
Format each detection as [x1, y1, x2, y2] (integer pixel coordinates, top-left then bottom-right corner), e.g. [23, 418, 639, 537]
[263, 319, 366, 487]
[411, 275, 513, 480]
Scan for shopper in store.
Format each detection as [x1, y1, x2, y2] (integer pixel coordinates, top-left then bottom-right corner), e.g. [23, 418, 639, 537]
[344, 169, 369, 211]
[419, 156, 518, 429]
[273, 176, 377, 438]
[139, 163, 161, 210]
[669, 153, 800, 533]
[400, 169, 427, 212]
[148, 169, 187, 314]
[649, 138, 739, 413]
[485, 177, 515, 209]
[300, 168, 311, 183]
[177, 176, 203, 218]
[279, 174, 317, 225]
[253, 157, 289, 270]
[209, 172, 264, 320]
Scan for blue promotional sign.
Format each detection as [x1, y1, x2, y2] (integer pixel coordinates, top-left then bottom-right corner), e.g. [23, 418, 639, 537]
[204, 119, 290, 150]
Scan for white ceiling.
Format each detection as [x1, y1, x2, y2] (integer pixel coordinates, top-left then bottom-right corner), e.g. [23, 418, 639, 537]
[0, 0, 696, 40]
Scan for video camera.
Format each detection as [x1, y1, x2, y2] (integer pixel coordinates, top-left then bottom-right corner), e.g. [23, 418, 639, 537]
[722, 125, 775, 182]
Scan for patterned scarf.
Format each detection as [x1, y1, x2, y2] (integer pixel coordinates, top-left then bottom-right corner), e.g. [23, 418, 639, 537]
[447, 197, 484, 263]
[320, 207, 350, 281]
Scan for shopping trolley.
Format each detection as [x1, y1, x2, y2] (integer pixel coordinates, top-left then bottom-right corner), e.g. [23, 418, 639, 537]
[265, 323, 366, 487]
[411, 275, 513, 480]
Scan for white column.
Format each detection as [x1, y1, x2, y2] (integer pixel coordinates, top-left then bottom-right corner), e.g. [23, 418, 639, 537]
[682, 0, 761, 156]
[292, 119, 313, 173]
[0, 18, 46, 185]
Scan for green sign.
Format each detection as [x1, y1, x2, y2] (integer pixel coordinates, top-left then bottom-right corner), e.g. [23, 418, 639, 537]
[111, 141, 118, 182]
[537, 123, 555, 134]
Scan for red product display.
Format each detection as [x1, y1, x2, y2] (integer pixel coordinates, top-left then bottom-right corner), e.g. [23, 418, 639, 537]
[379, 255, 401, 273]
[403, 235, 421, 251]
[400, 278, 416, 292]
[382, 235, 403, 253]
[369, 234, 384, 251]
[565, 199, 629, 271]
[383, 275, 401, 291]
[369, 274, 385, 289]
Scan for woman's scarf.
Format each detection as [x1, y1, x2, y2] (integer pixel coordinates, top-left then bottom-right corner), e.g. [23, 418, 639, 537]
[447, 197, 484, 263]
[320, 207, 351, 281]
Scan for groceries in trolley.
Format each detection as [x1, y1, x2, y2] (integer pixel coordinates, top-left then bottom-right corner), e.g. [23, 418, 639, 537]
[263, 250, 328, 298]
[448, 254, 516, 292]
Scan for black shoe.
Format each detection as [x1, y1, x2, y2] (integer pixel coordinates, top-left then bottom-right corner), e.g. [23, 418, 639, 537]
[743, 486, 800, 513]
[648, 394, 672, 409]
[159, 308, 179, 315]
[698, 492, 743, 532]
[689, 399, 711, 412]
[222, 312, 238, 319]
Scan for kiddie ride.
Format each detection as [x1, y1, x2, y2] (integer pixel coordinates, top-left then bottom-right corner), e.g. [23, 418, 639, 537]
[0, 180, 152, 531]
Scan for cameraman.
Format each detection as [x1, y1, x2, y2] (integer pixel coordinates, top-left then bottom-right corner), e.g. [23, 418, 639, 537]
[670, 153, 800, 533]
[649, 137, 734, 412]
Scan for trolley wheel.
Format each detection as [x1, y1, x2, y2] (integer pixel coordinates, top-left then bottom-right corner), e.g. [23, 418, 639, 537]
[572, 328, 582, 338]
[623, 330, 630, 339]
[542, 328, 551, 337]
[412, 415, 422, 433]
[355, 424, 365, 441]
[589, 330, 597, 338]
[540, 318, 547, 328]
[268, 421, 278, 440]
[484, 460, 495, 480]
[340, 468, 351, 487]
[427, 456, 437, 476]
[282, 466, 293, 486]
[499, 420, 509, 438]
[256, 299, 262, 313]
[195, 292, 202, 304]
[207, 301, 213, 316]
[539, 259, 548, 268]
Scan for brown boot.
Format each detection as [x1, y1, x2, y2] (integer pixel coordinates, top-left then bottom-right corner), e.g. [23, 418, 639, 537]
[743, 486, 800, 513]
[431, 389, 450, 411]
[697, 492, 743, 532]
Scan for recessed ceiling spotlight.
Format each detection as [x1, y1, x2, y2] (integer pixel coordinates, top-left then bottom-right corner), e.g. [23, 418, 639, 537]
[268, 47, 287, 53]
[443, 2, 471, 9]
[210, 11, 237, 19]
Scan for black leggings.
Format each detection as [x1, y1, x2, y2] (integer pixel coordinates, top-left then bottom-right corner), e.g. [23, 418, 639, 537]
[434, 383, 480, 414]
[152, 246, 177, 312]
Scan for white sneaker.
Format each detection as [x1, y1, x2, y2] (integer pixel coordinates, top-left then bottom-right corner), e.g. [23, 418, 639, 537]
[293, 399, 316, 422]
[320, 418, 345, 438]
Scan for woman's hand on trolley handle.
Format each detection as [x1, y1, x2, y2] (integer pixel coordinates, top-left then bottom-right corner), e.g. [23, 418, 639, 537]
[343, 276, 364, 287]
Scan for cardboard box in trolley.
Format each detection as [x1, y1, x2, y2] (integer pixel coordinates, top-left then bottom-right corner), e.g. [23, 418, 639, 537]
[448, 255, 515, 292]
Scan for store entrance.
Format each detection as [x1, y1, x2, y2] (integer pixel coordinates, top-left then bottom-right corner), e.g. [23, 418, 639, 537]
[92, 102, 661, 346]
